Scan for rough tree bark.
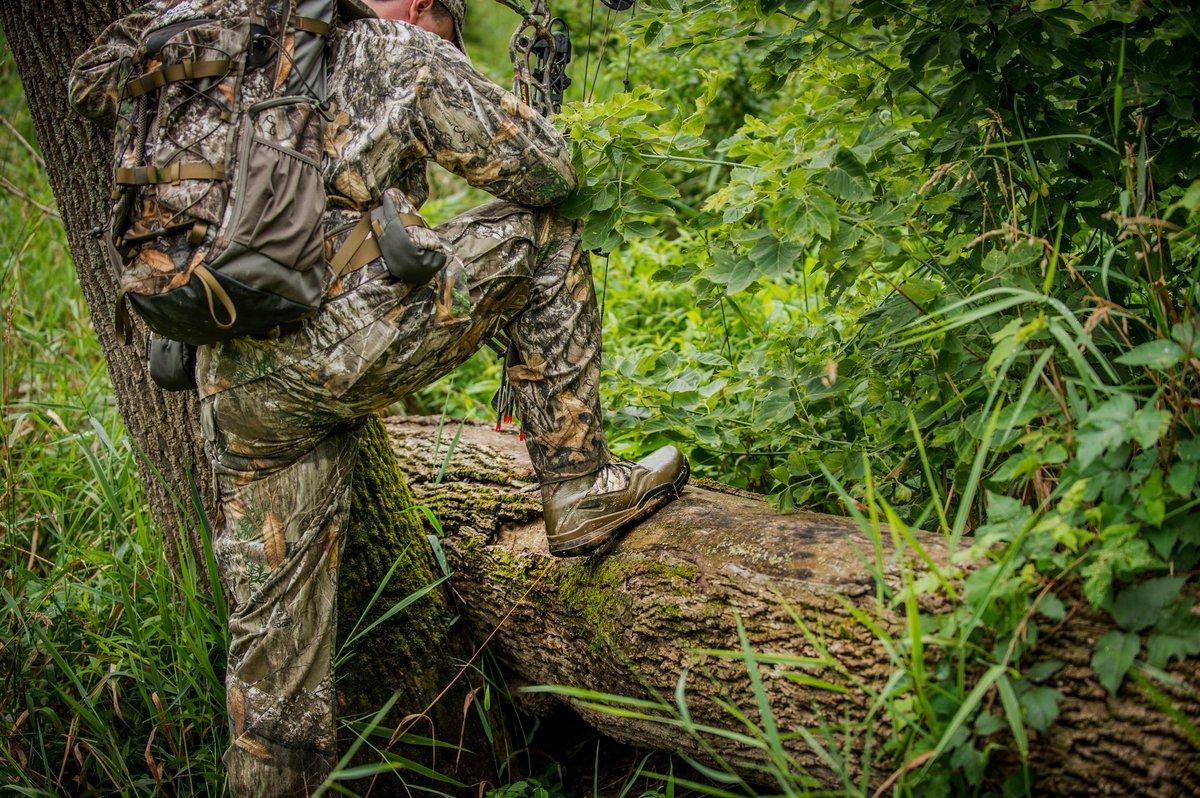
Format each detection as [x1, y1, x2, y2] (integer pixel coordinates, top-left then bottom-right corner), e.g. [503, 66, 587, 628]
[0, 7, 496, 787]
[388, 417, 1200, 797]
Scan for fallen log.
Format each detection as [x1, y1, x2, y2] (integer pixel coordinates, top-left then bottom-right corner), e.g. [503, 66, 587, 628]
[384, 416, 1200, 796]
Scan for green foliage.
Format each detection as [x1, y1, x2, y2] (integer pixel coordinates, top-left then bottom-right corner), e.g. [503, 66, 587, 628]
[550, 0, 1200, 792]
[0, 41, 227, 793]
[487, 769, 570, 798]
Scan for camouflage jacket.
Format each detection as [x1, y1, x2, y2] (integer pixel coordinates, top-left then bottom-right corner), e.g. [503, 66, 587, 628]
[69, 3, 577, 299]
[324, 18, 576, 213]
[317, 16, 576, 296]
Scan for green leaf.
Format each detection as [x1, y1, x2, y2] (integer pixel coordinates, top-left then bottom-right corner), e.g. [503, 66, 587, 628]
[758, 388, 797, 424]
[974, 711, 1005, 736]
[1082, 534, 1157, 606]
[1091, 630, 1140, 694]
[705, 250, 757, 294]
[621, 220, 658, 239]
[1168, 461, 1198, 498]
[581, 207, 621, 252]
[885, 67, 913, 93]
[806, 143, 838, 169]
[986, 492, 1027, 523]
[996, 675, 1028, 759]
[950, 742, 985, 785]
[635, 169, 680, 200]
[747, 236, 802, 277]
[591, 185, 616, 211]
[1037, 592, 1066, 621]
[1076, 178, 1117, 203]
[558, 188, 597, 218]
[1138, 470, 1166, 526]
[1024, 659, 1063, 682]
[1017, 685, 1063, 733]
[923, 192, 957, 214]
[623, 194, 674, 215]
[824, 166, 871, 202]
[1146, 602, 1200, 668]
[982, 249, 1007, 272]
[1076, 396, 1135, 468]
[1111, 577, 1184, 632]
[1170, 320, 1197, 351]
[995, 36, 1018, 68]
[1129, 406, 1171, 449]
[1115, 340, 1184, 369]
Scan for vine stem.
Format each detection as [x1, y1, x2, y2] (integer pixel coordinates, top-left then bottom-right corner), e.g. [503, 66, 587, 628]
[641, 152, 741, 168]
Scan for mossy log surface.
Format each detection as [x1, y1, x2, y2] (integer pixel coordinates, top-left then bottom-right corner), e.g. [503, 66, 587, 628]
[386, 417, 1200, 796]
[335, 416, 506, 792]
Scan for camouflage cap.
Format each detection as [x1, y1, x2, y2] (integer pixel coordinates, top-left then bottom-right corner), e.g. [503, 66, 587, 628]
[439, 0, 468, 55]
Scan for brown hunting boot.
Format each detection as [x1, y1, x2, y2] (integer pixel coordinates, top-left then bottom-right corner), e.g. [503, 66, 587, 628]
[542, 446, 689, 557]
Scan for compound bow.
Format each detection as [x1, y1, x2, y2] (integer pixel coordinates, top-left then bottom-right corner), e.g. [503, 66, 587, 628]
[492, 0, 633, 118]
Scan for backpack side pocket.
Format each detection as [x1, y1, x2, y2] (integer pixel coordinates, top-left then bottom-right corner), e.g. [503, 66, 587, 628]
[207, 111, 327, 313]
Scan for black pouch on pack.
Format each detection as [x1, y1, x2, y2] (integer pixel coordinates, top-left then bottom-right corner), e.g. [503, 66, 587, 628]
[370, 192, 446, 286]
[148, 335, 198, 391]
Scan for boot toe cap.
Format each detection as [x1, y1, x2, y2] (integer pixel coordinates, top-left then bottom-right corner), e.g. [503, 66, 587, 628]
[640, 445, 688, 482]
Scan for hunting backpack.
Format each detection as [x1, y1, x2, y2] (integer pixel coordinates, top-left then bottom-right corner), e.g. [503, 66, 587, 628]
[74, 0, 369, 347]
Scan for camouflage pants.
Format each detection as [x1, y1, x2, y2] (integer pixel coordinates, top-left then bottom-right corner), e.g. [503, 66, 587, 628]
[197, 201, 608, 796]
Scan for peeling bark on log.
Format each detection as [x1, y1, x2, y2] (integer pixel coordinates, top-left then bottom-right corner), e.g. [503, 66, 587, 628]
[386, 417, 1200, 797]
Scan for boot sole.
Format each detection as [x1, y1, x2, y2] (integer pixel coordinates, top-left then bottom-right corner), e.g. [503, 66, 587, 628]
[548, 461, 690, 558]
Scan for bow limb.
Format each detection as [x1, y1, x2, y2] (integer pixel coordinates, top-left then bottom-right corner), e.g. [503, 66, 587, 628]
[491, 0, 559, 117]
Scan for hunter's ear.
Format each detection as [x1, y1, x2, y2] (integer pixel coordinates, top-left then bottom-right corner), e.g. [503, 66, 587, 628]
[410, 0, 435, 18]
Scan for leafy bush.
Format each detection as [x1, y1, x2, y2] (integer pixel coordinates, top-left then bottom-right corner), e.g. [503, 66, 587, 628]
[550, 0, 1199, 791]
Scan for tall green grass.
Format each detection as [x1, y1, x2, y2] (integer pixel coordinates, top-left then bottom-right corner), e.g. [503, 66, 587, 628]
[0, 36, 231, 792]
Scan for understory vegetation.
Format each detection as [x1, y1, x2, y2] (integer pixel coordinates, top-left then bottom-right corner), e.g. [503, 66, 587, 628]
[3, 0, 1198, 795]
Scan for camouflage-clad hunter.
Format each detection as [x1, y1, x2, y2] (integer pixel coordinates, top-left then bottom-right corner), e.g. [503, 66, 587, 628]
[69, 0, 688, 794]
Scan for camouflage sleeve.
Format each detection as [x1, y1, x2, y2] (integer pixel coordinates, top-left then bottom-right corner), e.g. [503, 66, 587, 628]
[406, 33, 577, 207]
[67, 2, 167, 127]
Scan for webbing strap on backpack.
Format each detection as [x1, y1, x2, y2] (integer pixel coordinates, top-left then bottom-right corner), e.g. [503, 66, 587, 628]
[193, 265, 238, 329]
[114, 162, 226, 185]
[291, 15, 331, 34]
[328, 209, 430, 278]
[122, 58, 234, 98]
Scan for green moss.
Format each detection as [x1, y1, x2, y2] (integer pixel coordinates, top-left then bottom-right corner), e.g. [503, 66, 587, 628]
[556, 560, 626, 649]
[554, 558, 702, 651]
[335, 415, 455, 725]
[657, 602, 683, 617]
[669, 567, 700, 596]
[334, 417, 505, 785]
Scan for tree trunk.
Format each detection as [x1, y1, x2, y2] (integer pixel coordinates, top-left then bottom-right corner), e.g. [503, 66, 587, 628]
[0, 9, 496, 788]
[387, 416, 1200, 797]
[0, 0, 209, 569]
